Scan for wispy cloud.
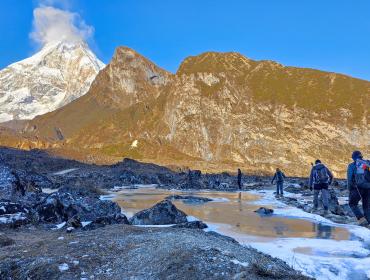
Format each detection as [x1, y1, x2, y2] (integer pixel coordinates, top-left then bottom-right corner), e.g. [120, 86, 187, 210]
[30, 1, 94, 46]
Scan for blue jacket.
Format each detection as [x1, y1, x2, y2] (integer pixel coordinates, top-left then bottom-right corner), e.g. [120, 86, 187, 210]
[347, 162, 356, 189]
[309, 163, 333, 187]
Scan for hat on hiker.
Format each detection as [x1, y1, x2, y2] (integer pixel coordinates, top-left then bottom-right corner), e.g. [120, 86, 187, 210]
[352, 151, 363, 161]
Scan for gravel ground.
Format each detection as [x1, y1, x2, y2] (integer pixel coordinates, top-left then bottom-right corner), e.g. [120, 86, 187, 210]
[0, 225, 310, 280]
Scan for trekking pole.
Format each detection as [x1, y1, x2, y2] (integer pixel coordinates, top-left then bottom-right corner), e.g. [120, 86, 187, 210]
[355, 184, 364, 201]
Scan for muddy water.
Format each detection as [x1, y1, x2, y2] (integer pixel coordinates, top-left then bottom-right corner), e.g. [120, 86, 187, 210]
[112, 188, 350, 241]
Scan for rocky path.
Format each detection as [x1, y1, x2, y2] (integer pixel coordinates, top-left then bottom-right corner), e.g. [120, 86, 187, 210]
[278, 185, 358, 226]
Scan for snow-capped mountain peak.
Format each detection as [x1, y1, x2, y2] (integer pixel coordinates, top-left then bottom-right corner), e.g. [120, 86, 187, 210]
[0, 41, 105, 122]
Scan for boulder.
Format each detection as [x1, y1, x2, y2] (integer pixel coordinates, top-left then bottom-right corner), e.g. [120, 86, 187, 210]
[35, 196, 66, 223]
[66, 215, 82, 229]
[0, 201, 30, 228]
[165, 195, 212, 203]
[328, 189, 344, 215]
[254, 207, 274, 215]
[130, 200, 188, 225]
[34, 186, 128, 230]
[316, 189, 344, 215]
[83, 214, 129, 230]
[341, 204, 356, 217]
[172, 221, 208, 229]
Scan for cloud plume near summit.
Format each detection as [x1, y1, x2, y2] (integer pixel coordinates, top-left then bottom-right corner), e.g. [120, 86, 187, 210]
[30, 3, 94, 46]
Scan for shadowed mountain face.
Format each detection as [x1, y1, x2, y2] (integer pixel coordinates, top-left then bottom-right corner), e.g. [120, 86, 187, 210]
[1, 47, 369, 176]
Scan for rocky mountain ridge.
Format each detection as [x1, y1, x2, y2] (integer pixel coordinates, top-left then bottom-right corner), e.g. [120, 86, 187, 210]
[0, 47, 369, 177]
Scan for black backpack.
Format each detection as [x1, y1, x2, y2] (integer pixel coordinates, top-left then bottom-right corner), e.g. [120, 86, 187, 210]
[314, 165, 329, 184]
[276, 171, 284, 181]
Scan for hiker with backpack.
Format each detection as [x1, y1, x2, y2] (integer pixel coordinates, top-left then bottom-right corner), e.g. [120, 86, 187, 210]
[309, 160, 333, 215]
[271, 168, 286, 197]
[347, 151, 370, 226]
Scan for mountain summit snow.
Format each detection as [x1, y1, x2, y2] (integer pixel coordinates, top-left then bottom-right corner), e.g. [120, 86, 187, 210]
[0, 41, 104, 122]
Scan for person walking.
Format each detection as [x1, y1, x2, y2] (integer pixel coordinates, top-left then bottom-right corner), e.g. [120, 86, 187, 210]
[237, 168, 242, 190]
[347, 151, 370, 226]
[271, 168, 286, 197]
[309, 160, 333, 215]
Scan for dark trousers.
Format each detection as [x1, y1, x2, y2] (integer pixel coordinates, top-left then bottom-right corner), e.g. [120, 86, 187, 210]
[313, 183, 329, 210]
[349, 186, 370, 223]
[276, 181, 284, 195]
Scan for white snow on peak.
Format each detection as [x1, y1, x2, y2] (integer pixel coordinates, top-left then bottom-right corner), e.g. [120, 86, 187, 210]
[0, 40, 105, 122]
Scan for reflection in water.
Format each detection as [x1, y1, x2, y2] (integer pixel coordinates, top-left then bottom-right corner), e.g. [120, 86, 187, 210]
[238, 192, 242, 213]
[313, 223, 332, 239]
[113, 188, 351, 241]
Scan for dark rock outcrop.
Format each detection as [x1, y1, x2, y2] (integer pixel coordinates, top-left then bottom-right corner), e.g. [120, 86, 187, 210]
[1, 158, 128, 229]
[254, 207, 274, 215]
[66, 215, 82, 229]
[130, 200, 188, 225]
[0, 160, 47, 209]
[165, 195, 212, 203]
[172, 221, 208, 229]
[0, 201, 30, 228]
[83, 214, 129, 230]
[34, 186, 127, 227]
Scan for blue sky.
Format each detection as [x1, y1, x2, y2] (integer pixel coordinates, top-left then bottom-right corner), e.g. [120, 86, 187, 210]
[1, 0, 370, 81]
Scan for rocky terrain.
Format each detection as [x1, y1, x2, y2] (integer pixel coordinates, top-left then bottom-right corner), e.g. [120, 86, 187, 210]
[0, 148, 312, 279]
[0, 147, 276, 191]
[0, 40, 104, 122]
[277, 183, 358, 225]
[0, 225, 308, 280]
[0, 47, 368, 177]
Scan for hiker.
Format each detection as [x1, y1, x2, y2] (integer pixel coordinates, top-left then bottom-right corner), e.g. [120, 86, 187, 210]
[271, 168, 286, 197]
[309, 160, 333, 215]
[237, 169, 242, 190]
[347, 151, 370, 226]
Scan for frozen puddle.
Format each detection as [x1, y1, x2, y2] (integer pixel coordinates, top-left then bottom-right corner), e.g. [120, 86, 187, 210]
[110, 187, 370, 280]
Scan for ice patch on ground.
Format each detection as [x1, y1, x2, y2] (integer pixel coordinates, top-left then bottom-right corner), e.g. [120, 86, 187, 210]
[112, 184, 159, 191]
[249, 238, 370, 280]
[187, 215, 200, 222]
[82, 221, 92, 227]
[52, 168, 78, 175]
[53, 222, 66, 230]
[210, 197, 230, 202]
[242, 190, 370, 279]
[99, 194, 117, 201]
[135, 224, 174, 228]
[58, 263, 69, 272]
[231, 259, 249, 267]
